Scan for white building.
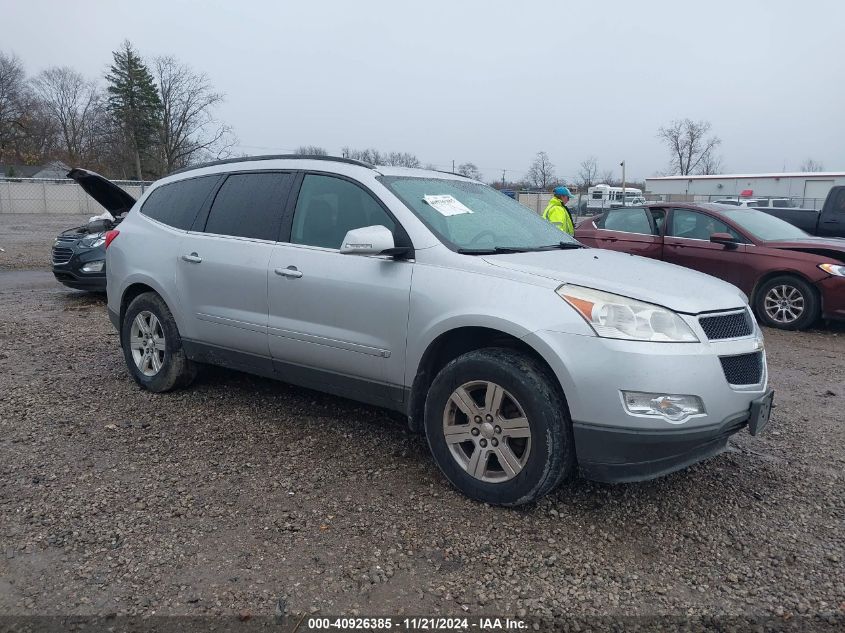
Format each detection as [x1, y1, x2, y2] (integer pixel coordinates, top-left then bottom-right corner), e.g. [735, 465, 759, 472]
[645, 172, 845, 207]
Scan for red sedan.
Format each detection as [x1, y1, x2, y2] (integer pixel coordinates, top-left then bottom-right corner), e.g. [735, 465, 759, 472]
[574, 203, 845, 330]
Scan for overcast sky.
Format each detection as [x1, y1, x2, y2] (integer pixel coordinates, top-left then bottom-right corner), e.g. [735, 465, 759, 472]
[4, 0, 844, 182]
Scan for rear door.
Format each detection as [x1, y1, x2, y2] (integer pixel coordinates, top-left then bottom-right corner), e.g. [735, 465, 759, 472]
[663, 208, 752, 293]
[176, 171, 294, 364]
[590, 206, 663, 258]
[267, 173, 413, 406]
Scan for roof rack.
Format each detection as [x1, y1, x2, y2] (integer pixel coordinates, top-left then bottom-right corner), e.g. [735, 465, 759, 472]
[168, 154, 375, 176]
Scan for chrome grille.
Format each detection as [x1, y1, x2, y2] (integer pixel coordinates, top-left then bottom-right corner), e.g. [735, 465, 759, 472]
[699, 310, 753, 340]
[720, 352, 764, 386]
[51, 245, 74, 265]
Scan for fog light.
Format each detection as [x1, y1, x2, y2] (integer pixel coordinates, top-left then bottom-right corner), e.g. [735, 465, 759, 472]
[623, 391, 705, 424]
[81, 260, 104, 273]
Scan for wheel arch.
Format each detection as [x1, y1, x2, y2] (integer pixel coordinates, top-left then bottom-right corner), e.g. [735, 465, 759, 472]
[407, 325, 568, 434]
[750, 270, 818, 306]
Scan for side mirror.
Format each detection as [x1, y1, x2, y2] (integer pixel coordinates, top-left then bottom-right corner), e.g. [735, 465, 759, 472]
[710, 232, 740, 249]
[340, 225, 397, 256]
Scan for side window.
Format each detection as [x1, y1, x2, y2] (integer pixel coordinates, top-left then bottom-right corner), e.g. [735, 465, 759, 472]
[591, 190, 603, 200]
[669, 209, 743, 241]
[596, 207, 652, 234]
[140, 175, 220, 230]
[203, 172, 292, 240]
[291, 174, 395, 249]
[835, 190, 845, 213]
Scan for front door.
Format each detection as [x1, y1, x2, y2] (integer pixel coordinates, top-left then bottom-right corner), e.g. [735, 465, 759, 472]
[267, 173, 413, 407]
[663, 208, 751, 293]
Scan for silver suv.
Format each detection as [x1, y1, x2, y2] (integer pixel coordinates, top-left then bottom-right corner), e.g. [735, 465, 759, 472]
[98, 156, 773, 506]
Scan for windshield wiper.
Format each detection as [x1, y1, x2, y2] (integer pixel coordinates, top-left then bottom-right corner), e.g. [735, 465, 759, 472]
[536, 241, 584, 250]
[457, 246, 531, 255]
[457, 241, 584, 255]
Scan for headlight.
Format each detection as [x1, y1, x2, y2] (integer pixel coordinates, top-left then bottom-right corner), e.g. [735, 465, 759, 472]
[80, 233, 106, 248]
[557, 284, 699, 342]
[819, 263, 845, 277]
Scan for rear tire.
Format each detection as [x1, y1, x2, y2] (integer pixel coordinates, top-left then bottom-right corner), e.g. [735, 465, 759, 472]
[424, 348, 574, 506]
[121, 292, 196, 392]
[753, 275, 819, 330]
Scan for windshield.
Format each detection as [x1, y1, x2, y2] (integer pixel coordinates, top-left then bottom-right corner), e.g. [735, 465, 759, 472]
[715, 208, 809, 241]
[378, 176, 581, 252]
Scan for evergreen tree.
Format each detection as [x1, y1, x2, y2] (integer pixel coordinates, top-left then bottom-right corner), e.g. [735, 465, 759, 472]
[105, 40, 161, 180]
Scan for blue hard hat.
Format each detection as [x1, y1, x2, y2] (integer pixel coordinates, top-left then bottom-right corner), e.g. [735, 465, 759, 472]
[554, 186, 573, 196]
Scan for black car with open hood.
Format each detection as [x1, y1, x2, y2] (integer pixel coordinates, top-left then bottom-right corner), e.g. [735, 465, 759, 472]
[52, 169, 137, 291]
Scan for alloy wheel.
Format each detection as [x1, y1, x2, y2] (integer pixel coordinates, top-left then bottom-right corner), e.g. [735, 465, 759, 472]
[763, 284, 805, 325]
[130, 310, 166, 376]
[442, 380, 532, 483]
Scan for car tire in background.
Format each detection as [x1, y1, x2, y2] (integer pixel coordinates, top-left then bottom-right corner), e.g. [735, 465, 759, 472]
[754, 275, 820, 331]
[424, 348, 574, 506]
[121, 292, 197, 392]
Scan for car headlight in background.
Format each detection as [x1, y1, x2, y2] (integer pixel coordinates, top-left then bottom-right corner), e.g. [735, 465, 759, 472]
[80, 233, 106, 248]
[623, 391, 705, 423]
[81, 260, 104, 273]
[557, 284, 699, 342]
[819, 263, 845, 277]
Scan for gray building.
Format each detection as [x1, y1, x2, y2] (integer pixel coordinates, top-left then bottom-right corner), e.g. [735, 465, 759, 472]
[645, 172, 845, 207]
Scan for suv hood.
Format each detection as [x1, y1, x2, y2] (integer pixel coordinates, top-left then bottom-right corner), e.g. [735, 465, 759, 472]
[67, 168, 136, 214]
[482, 248, 747, 314]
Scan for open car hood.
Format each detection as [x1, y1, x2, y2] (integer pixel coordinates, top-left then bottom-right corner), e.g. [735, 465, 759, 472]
[763, 238, 845, 263]
[67, 168, 136, 214]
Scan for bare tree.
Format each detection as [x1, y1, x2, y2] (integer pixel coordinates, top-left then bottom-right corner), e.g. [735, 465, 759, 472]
[456, 162, 482, 180]
[657, 118, 721, 175]
[384, 151, 420, 168]
[800, 158, 824, 172]
[698, 153, 723, 175]
[342, 147, 419, 167]
[599, 169, 615, 185]
[295, 145, 327, 155]
[31, 66, 101, 165]
[0, 51, 28, 161]
[153, 55, 235, 174]
[576, 156, 599, 189]
[526, 151, 556, 189]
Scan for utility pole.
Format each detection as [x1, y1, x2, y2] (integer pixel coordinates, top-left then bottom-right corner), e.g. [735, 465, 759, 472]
[620, 160, 626, 206]
[452, 160, 455, 174]
[502, 170, 506, 187]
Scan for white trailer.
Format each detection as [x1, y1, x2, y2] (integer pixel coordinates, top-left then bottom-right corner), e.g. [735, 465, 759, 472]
[586, 184, 645, 212]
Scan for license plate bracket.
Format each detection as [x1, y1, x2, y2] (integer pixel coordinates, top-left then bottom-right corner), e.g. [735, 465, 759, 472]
[748, 390, 774, 436]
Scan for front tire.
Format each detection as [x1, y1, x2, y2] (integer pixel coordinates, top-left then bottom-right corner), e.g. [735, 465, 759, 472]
[754, 275, 819, 330]
[424, 348, 574, 506]
[121, 292, 196, 392]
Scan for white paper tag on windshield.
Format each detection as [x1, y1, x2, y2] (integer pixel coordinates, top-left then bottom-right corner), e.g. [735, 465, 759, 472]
[423, 194, 474, 216]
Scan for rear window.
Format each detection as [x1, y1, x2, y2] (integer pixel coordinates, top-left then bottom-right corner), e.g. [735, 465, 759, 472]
[597, 207, 654, 234]
[203, 172, 293, 240]
[140, 176, 220, 230]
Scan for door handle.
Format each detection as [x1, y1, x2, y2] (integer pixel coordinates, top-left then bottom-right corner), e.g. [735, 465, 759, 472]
[181, 253, 202, 263]
[275, 266, 303, 279]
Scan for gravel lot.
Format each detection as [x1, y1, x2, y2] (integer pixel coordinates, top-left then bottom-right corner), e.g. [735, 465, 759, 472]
[0, 215, 843, 626]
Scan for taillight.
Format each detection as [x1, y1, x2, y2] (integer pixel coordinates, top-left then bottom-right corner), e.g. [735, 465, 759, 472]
[104, 229, 120, 249]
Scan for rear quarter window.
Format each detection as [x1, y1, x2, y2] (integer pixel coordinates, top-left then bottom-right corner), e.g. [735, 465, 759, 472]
[141, 176, 221, 230]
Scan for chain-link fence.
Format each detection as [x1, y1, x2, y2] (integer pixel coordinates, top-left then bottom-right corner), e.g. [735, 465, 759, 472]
[515, 190, 827, 223]
[0, 178, 150, 215]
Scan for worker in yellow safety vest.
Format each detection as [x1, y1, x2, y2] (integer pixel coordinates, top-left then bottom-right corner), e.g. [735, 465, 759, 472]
[542, 186, 575, 235]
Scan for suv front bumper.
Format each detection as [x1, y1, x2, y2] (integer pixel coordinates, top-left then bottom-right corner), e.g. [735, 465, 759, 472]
[524, 328, 770, 483]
